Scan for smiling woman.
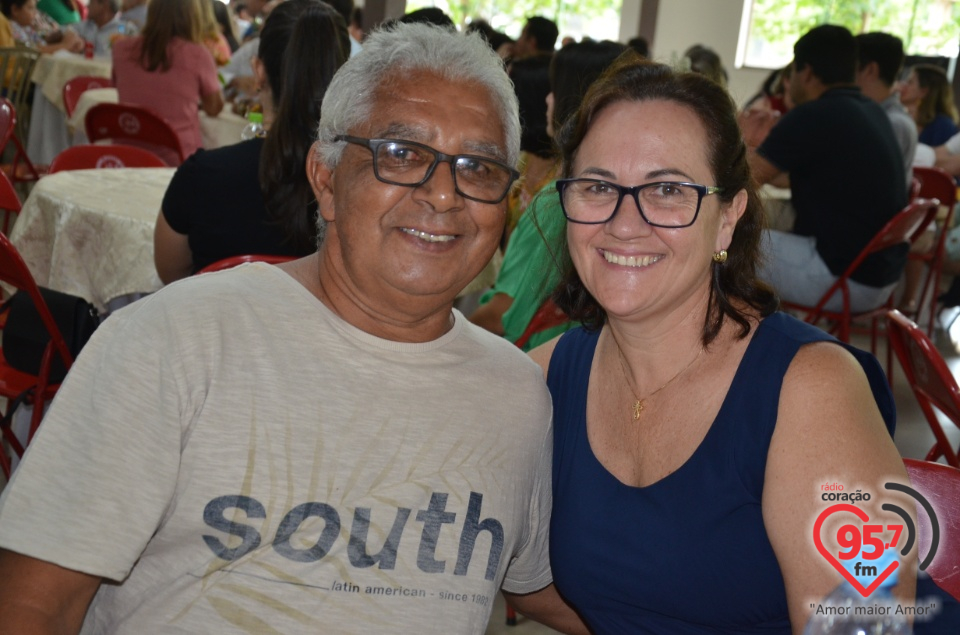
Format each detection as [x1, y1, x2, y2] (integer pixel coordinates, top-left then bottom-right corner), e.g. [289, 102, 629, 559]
[528, 56, 940, 633]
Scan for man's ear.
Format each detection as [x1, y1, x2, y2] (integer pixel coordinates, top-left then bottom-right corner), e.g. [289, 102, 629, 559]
[307, 141, 336, 223]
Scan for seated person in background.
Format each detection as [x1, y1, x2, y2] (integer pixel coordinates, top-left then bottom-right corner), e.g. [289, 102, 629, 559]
[740, 25, 907, 312]
[37, 0, 77, 25]
[900, 63, 960, 147]
[118, 0, 146, 29]
[200, 0, 230, 65]
[212, 0, 239, 53]
[1, 0, 83, 53]
[684, 43, 727, 87]
[469, 40, 627, 350]
[505, 51, 555, 235]
[0, 11, 15, 46]
[74, 0, 138, 57]
[111, 0, 224, 164]
[742, 64, 791, 116]
[854, 32, 917, 186]
[0, 23, 586, 634]
[934, 130, 960, 176]
[537, 52, 959, 635]
[154, 0, 348, 282]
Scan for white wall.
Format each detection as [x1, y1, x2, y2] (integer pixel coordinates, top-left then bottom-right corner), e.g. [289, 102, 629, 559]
[647, 0, 772, 107]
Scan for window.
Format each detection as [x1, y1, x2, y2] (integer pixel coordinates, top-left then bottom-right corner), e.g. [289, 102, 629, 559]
[737, 0, 960, 70]
[404, 0, 623, 45]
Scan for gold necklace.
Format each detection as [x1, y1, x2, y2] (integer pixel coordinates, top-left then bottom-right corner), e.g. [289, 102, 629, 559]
[611, 333, 705, 421]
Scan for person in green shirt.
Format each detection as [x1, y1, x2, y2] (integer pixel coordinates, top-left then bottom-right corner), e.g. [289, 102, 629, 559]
[38, 0, 79, 25]
[469, 40, 628, 350]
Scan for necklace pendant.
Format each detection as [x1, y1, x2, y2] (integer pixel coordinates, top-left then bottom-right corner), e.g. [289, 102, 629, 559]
[632, 399, 643, 421]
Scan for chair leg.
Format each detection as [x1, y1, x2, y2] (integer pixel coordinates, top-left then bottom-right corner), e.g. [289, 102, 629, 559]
[506, 605, 517, 626]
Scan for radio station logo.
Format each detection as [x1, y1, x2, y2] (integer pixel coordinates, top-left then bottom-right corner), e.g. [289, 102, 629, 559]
[813, 481, 940, 598]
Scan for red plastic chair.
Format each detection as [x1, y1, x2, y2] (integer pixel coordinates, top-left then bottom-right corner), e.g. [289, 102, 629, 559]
[0, 97, 48, 188]
[196, 254, 296, 274]
[84, 103, 186, 166]
[781, 199, 940, 382]
[48, 144, 167, 173]
[0, 196, 75, 477]
[902, 458, 960, 601]
[887, 310, 960, 467]
[62, 75, 114, 118]
[909, 166, 958, 336]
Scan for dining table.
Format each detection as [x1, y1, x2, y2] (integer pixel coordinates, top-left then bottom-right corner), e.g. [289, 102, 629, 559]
[9, 168, 174, 314]
[26, 51, 248, 165]
[26, 51, 113, 166]
[65, 87, 248, 150]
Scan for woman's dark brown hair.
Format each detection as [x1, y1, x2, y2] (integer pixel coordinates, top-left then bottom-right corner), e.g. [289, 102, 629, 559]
[552, 56, 778, 345]
[257, 0, 349, 252]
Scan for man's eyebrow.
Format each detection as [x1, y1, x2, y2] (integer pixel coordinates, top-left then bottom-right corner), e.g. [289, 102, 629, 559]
[462, 140, 508, 163]
[377, 123, 428, 140]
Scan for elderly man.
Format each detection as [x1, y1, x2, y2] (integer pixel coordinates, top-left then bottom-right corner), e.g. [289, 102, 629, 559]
[0, 24, 584, 634]
[75, 0, 138, 57]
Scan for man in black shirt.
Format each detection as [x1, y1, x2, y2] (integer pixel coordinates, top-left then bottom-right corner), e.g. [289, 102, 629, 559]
[740, 24, 907, 311]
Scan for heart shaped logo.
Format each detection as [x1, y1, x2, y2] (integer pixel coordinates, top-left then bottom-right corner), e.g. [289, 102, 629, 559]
[813, 503, 899, 597]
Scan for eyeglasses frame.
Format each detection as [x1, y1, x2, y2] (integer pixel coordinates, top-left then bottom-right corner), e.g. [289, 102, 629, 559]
[555, 178, 724, 228]
[334, 135, 520, 204]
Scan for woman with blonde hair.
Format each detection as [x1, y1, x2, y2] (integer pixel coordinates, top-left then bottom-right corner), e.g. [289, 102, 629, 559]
[111, 0, 223, 163]
[900, 63, 959, 146]
[200, 0, 231, 65]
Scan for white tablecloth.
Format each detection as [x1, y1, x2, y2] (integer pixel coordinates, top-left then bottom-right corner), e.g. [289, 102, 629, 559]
[9, 168, 174, 313]
[26, 52, 112, 165]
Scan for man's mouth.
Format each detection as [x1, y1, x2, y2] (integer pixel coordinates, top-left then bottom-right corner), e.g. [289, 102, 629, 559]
[601, 250, 662, 268]
[401, 228, 457, 243]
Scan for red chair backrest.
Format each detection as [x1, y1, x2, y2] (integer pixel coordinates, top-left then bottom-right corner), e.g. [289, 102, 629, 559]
[84, 103, 185, 166]
[196, 254, 295, 274]
[0, 229, 73, 376]
[62, 75, 113, 118]
[902, 458, 960, 600]
[912, 166, 957, 211]
[0, 165, 21, 217]
[49, 144, 167, 173]
[887, 310, 960, 467]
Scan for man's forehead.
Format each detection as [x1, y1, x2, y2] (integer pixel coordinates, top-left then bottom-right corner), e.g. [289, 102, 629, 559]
[359, 78, 509, 159]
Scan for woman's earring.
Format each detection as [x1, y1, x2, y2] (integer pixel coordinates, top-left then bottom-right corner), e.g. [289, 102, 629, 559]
[712, 249, 728, 264]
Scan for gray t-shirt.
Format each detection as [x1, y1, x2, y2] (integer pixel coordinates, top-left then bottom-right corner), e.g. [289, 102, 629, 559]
[881, 93, 919, 188]
[0, 264, 553, 634]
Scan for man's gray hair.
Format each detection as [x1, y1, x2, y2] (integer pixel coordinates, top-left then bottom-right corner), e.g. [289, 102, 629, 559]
[316, 23, 521, 169]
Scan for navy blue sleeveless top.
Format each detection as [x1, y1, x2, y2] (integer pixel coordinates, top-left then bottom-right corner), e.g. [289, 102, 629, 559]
[548, 312, 896, 634]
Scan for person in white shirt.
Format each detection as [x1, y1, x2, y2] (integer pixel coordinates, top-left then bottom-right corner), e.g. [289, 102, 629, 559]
[118, 0, 145, 29]
[0, 23, 587, 635]
[75, 0, 137, 57]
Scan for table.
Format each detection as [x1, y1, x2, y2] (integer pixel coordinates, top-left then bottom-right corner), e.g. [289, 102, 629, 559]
[26, 52, 112, 165]
[27, 53, 247, 164]
[9, 168, 174, 313]
[761, 184, 795, 232]
[65, 88, 248, 153]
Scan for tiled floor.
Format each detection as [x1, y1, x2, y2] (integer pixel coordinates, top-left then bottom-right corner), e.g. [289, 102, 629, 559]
[484, 308, 960, 635]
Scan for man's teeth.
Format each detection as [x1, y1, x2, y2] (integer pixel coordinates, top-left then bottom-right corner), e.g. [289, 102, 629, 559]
[602, 251, 661, 267]
[402, 228, 456, 243]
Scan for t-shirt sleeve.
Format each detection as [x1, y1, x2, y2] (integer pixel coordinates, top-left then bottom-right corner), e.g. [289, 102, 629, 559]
[945, 131, 960, 155]
[193, 42, 222, 97]
[162, 154, 207, 234]
[756, 107, 819, 173]
[499, 190, 567, 344]
[0, 299, 189, 581]
[499, 380, 553, 594]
